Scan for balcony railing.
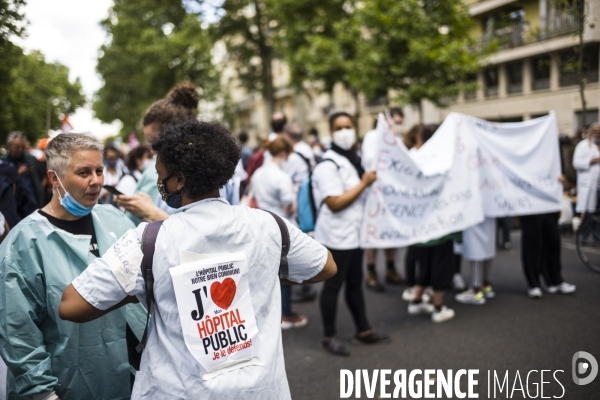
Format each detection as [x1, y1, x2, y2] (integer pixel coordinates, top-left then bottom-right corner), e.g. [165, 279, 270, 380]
[532, 78, 550, 91]
[481, 21, 528, 50]
[542, 13, 581, 40]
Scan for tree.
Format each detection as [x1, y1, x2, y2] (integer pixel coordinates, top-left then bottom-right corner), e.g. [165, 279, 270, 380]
[352, 0, 482, 121]
[94, 0, 219, 136]
[212, 0, 277, 120]
[554, 0, 595, 127]
[268, 0, 363, 119]
[0, 50, 85, 143]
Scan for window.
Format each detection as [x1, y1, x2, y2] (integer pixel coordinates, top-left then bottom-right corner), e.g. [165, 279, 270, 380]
[531, 56, 550, 91]
[559, 44, 600, 87]
[463, 73, 477, 101]
[484, 67, 499, 97]
[575, 109, 599, 128]
[506, 61, 523, 94]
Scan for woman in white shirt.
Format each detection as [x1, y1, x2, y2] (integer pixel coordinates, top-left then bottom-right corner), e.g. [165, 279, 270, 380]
[573, 123, 600, 215]
[251, 138, 296, 220]
[251, 137, 307, 329]
[100, 145, 126, 203]
[312, 112, 389, 356]
[59, 119, 337, 399]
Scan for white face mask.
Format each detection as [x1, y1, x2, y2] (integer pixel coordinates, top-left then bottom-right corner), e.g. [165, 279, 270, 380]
[333, 128, 356, 150]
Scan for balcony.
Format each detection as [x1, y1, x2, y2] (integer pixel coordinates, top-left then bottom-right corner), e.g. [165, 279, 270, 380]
[481, 21, 529, 50]
[542, 13, 581, 40]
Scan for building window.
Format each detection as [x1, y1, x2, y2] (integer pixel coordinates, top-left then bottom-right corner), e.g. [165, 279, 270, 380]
[481, 7, 527, 50]
[532, 56, 550, 91]
[506, 61, 523, 94]
[575, 109, 599, 128]
[559, 44, 600, 87]
[484, 67, 499, 98]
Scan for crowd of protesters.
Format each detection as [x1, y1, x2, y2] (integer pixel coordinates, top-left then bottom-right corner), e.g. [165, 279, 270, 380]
[0, 80, 590, 399]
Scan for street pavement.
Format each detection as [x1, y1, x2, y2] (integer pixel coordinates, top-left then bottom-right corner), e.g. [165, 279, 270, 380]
[282, 230, 600, 399]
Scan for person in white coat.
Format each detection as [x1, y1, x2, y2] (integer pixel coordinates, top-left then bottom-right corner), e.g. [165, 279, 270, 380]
[454, 217, 497, 305]
[252, 137, 308, 329]
[573, 123, 600, 215]
[58, 119, 337, 400]
[312, 112, 389, 356]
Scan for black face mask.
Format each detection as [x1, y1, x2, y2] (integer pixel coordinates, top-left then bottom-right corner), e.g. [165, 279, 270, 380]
[157, 175, 182, 208]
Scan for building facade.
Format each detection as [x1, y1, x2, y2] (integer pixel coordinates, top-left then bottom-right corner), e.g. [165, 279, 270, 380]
[222, 0, 600, 143]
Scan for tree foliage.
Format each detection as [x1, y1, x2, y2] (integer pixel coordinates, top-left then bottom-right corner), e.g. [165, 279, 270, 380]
[269, 0, 481, 116]
[0, 50, 85, 143]
[212, 0, 277, 117]
[94, 0, 219, 134]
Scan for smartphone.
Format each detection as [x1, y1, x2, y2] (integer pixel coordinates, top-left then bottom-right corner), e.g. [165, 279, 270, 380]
[103, 185, 124, 196]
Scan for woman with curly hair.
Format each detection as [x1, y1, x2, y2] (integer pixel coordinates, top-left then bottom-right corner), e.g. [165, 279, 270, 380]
[59, 119, 337, 399]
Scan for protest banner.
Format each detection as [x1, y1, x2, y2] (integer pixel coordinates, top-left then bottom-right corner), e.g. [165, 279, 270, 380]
[360, 112, 562, 248]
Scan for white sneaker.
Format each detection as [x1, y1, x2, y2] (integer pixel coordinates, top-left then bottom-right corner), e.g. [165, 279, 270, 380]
[402, 287, 414, 302]
[528, 287, 543, 298]
[452, 274, 466, 290]
[408, 301, 435, 315]
[548, 282, 576, 294]
[423, 287, 434, 303]
[483, 284, 496, 299]
[455, 289, 486, 305]
[432, 306, 455, 323]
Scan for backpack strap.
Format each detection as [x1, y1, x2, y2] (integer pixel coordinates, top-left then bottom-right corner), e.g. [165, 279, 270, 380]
[263, 210, 290, 279]
[294, 151, 312, 171]
[136, 220, 163, 353]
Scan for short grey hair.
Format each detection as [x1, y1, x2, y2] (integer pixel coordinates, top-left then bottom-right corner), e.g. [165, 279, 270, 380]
[46, 133, 104, 178]
[7, 131, 26, 145]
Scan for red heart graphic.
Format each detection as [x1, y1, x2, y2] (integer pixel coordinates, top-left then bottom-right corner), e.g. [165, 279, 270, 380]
[210, 278, 237, 310]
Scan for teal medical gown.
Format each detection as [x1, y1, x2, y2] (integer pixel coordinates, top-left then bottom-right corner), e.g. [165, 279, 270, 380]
[0, 205, 147, 400]
[127, 162, 160, 225]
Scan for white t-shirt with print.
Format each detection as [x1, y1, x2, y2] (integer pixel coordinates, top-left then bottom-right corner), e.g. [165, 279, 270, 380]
[312, 150, 366, 250]
[72, 198, 327, 400]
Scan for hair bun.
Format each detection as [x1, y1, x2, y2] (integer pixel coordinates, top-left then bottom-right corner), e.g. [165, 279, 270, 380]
[168, 82, 199, 110]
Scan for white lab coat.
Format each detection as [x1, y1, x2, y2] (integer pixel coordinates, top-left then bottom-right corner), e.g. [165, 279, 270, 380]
[72, 198, 328, 399]
[573, 139, 600, 212]
[251, 161, 295, 220]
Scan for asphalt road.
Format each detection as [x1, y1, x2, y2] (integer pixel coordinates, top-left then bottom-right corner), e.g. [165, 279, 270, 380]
[282, 230, 600, 399]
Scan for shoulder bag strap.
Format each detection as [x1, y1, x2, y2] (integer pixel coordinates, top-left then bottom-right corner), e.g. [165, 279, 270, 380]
[136, 220, 163, 353]
[263, 210, 290, 279]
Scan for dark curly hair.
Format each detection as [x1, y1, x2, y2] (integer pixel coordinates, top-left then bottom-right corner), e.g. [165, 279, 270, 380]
[152, 120, 241, 198]
[142, 82, 199, 127]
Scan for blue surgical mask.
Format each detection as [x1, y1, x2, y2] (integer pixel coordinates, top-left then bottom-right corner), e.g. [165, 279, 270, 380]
[157, 175, 182, 209]
[55, 174, 95, 217]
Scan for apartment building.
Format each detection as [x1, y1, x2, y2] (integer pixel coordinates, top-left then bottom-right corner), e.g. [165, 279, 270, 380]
[223, 0, 600, 142]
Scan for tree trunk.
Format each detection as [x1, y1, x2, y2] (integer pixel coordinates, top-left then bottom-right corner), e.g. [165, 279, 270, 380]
[577, 0, 587, 127]
[253, 0, 275, 125]
[351, 89, 361, 137]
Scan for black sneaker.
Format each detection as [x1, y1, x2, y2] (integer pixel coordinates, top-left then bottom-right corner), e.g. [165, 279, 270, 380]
[354, 331, 391, 345]
[322, 337, 350, 356]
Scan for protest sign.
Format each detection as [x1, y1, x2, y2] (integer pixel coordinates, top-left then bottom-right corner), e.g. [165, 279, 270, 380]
[361, 112, 562, 248]
[169, 252, 261, 379]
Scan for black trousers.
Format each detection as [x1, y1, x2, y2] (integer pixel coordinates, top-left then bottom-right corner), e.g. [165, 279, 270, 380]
[320, 248, 371, 337]
[405, 246, 418, 287]
[415, 241, 455, 291]
[520, 213, 563, 288]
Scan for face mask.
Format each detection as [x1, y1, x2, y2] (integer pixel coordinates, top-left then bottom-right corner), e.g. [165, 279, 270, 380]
[593, 137, 600, 145]
[106, 159, 117, 168]
[143, 159, 154, 171]
[312, 146, 323, 157]
[333, 128, 356, 150]
[55, 174, 95, 217]
[158, 175, 182, 208]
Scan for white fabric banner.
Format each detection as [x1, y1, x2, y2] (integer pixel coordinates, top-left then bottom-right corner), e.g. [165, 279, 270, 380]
[360, 112, 562, 248]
